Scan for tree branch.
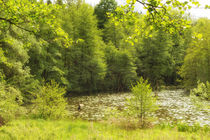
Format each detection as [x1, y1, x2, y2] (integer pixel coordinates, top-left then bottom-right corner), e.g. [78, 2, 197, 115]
[0, 17, 36, 34]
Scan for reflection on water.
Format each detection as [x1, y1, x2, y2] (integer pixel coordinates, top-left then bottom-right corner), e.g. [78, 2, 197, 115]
[68, 90, 210, 126]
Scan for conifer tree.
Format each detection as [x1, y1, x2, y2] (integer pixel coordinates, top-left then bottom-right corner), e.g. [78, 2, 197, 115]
[94, 0, 117, 29]
[61, 2, 107, 93]
[136, 29, 173, 91]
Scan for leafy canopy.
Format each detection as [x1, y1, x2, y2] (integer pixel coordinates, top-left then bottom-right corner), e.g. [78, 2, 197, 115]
[0, 0, 71, 47]
[110, 0, 208, 42]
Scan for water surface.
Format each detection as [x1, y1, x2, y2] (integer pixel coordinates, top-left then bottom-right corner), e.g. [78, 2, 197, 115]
[68, 90, 210, 126]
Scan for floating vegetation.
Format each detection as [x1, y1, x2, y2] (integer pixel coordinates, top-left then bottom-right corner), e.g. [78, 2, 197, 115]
[68, 90, 210, 126]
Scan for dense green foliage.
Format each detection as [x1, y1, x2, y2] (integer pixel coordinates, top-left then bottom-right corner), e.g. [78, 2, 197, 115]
[103, 44, 137, 92]
[189, 81, 210, 112]
[31, 81, 67, 119]
[94, 0, 117, 29]
[0, 0, 209, 130]
[190, 81, 210, 110]
[0, 0, 209, 96]
[0, 82, 23, 122]
[180, 18, 210, 89]
[61, 3, 107, 93]
[190, 81, 210, 101]
[135, 30, 174, 89]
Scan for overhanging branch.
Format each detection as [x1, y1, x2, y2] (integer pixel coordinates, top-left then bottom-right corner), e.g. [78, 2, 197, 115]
[0, 17, 36, 34]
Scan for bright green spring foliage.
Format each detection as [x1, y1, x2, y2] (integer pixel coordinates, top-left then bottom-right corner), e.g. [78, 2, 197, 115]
[127, 77, 158, 127]
[0, 0, 71, 47]
[180, 18, 210, 89]
[191, 81, 210, 101]
[0, 0, 57, 33]
[0, 0, 71, 99]
[0, 0, 209, 101]
[32, 81, 67, 119]
[0, 82, 23, 122]
[109, 0, 204, 43]
[0, 28, 40, 102]
[190, 81, 210, 110]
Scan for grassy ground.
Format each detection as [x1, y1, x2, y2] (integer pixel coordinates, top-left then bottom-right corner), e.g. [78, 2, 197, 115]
[0, 119, 209, 140]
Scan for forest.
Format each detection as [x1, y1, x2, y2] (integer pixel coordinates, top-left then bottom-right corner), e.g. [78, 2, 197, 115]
[0, 0, 209, 139]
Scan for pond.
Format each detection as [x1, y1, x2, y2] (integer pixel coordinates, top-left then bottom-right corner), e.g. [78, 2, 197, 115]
[67, 90, 210, 126]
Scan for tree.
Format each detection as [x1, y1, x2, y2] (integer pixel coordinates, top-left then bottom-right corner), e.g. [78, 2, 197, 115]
[163, 10, 190, 85]
[0, 0, 55, 33]
[27, 38, 69, 89]
[47, 0, 52, 4]
[94, 0, 117, 29]
[126, 77, 158, 128]
[61, 2, 107, 93]
[27, 8, 70, 89]
[101, 10, 138, 92]
[103, 18, 126, 47]
[111, 0, 203, 43]
[0, 0, 71, 47]
[102, 43, 137, 92]
[56, 0, 63, 5]
[0, 0, 71, 102]
[180, 18, 210, 89]
[0, 27, 34, 96]
[136, 29, 173, 92]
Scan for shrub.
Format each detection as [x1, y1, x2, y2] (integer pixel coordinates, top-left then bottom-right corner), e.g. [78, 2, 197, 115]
[126, 77, 158, 128]
[32, 81, 68, 119]
[190, 81, 210, 101]
[0, 82, 23, 124]
[190, 81, 210, 110]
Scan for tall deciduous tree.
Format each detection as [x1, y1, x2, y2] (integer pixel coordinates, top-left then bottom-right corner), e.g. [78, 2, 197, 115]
[0, 0, 70, 101]
[180, 18, 210, 89]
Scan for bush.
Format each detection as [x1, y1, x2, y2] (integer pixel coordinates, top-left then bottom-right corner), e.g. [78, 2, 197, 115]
[0, 82, 23, 124]
[126, 77, 158, 128]
[190, 81, 210, 101]
[190, 81, 210, 110]
[32, 81, 68, 119]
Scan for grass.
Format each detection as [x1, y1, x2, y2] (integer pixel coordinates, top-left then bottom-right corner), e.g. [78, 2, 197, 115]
[0, 119, 209, 140]
[0, 120, 210, 140]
